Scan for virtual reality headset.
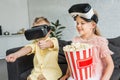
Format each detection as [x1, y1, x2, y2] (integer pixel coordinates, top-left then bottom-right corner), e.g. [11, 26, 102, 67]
[24, 25, 51, 40]
[68, 3, 98, 23]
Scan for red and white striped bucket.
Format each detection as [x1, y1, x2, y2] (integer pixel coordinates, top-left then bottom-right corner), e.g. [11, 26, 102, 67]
[64, 46, 93, 80]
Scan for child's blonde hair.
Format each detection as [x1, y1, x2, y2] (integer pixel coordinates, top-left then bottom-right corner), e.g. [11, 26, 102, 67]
[94, 26, 101, 36]
[93, 10, 101, 36]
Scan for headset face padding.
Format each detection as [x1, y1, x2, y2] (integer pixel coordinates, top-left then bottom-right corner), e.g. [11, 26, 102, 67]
[24, 25, 51, 40]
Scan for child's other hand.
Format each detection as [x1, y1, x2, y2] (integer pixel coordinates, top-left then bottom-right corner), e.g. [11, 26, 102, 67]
[59, 75, 68, 80]
[5, 53, 18, 62]
[38, 40, 53, 49]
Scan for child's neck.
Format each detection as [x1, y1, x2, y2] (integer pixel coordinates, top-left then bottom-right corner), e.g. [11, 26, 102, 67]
[80, 33, 96, 40]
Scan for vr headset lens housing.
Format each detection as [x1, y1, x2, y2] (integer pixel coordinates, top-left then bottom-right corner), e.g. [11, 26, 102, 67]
[24, 25, 51, 40]
[68, 3, 98, 23]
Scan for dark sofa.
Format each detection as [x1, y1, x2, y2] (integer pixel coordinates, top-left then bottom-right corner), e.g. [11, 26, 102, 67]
[6, 37, 120, 80]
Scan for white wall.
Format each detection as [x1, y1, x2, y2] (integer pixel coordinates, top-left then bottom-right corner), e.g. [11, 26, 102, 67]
[0, 0, 120, 40]
[0, 0, 29, 59]
[28, 0, 120, 40]
[0, 35, 30, 59]
[0, 0, 29, 34]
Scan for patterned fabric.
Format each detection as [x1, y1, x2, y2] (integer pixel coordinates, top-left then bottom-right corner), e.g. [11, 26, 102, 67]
[25, 37, 62, 80]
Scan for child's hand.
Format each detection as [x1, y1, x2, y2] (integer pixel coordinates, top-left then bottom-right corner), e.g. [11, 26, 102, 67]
[38, 40, 53, 49]
[5, 53, 18, 62]
[59, 75, 68, 80]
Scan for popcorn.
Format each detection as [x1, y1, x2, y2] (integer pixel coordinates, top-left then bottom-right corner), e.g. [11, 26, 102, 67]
[63, 42, 92, 51]
[63, 42, 93, 80]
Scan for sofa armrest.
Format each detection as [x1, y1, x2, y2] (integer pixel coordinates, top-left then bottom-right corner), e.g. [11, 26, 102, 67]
[6, 47, 34, 80]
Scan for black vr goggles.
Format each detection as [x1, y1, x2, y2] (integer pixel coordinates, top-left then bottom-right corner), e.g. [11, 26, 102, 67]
[24, 25, 51, 40]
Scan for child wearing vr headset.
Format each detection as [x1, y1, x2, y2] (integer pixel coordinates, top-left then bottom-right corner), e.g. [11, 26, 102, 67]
[6, 17, 62, 80]
[60, 3, 114, 80]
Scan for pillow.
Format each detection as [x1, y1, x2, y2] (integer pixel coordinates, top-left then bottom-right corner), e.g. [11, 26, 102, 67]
[108, 36, 120, 47]
[108, 43, 120, 68]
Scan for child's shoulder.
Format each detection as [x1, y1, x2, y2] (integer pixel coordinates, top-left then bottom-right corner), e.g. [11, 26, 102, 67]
[95, 36, 108, 44]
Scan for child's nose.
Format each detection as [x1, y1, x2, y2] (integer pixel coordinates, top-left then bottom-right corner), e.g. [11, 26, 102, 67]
[77, 24, 81, 28]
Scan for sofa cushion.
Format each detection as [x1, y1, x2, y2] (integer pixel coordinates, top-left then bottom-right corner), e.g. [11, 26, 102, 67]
[110, 67, 120, 80]
[108, 43, 120, 68]
[108, 36, 120, 47]
[20, 68, 32, 80]
[58, 40, 72, 55]
[58, 40, 72, 63]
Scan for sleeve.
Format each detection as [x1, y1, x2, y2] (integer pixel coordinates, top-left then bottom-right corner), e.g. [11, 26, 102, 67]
[72, 36, 80, 43]
[48, 37, 59, 51]
[99, 37, 114, 58]
[24, 42, 36, 55]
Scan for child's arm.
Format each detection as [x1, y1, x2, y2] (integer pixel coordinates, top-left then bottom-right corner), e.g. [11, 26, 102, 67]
[5, 46, 32, 62]
[60, 67, 70, 80]
[101, 54, 114, 80]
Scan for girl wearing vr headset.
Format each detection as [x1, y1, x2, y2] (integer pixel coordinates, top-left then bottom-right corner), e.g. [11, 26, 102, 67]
[6, 17, 62, 80]
[60, 3, 114, 80]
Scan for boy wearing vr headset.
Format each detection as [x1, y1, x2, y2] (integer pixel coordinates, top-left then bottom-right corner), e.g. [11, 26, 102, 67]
[6, 17, 62, 80]
[60, 3, 114, 80]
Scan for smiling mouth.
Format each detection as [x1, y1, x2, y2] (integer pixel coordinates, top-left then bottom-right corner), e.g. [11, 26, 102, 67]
[78, 29, 82, 32]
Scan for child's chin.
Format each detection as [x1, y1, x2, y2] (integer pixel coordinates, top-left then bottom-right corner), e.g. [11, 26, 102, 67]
[79, 32, 83, 36]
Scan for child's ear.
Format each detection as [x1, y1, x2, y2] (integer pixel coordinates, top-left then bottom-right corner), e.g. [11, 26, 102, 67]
[91, 21, 96, 28]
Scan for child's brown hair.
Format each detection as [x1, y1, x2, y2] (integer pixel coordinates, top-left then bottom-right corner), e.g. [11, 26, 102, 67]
[33, 17, 50, 26]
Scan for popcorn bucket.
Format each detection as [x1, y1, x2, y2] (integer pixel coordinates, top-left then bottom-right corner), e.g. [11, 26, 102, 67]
[64, 43, 93, 80]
